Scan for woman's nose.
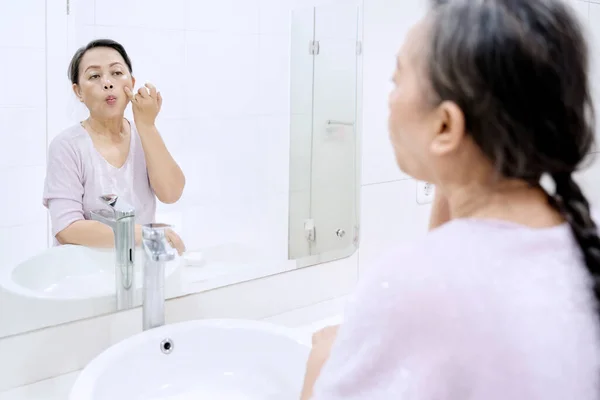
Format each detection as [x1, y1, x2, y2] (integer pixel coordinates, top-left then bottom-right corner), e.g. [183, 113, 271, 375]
[103, 80, 114, 90]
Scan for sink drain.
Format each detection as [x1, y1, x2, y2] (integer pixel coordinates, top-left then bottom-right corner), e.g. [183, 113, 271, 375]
[160, 338, 174, 354]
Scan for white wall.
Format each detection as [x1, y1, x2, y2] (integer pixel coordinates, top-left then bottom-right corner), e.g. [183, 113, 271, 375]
[0, 1, 48, 271]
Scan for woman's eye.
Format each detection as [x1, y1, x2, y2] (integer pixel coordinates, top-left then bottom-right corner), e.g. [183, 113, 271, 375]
[89, 75, 99, 80]
[113, 71, 123, 76]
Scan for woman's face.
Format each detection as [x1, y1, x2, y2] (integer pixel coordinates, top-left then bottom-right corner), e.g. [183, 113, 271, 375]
[73, 47, 135, 120]
[388, 19, 439, 182]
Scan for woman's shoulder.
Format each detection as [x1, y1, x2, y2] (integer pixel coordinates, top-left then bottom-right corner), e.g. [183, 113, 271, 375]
[48, 124, 88, 154]
[360, 217, 569, 291]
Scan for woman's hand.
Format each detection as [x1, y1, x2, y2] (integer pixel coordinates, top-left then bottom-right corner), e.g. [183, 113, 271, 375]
[124, 83, 162, 128]
[166, 228, 186, 256]
[135, 225, 186, 255]
[300, 325, 340, 400]
[312, 325, 339, 348]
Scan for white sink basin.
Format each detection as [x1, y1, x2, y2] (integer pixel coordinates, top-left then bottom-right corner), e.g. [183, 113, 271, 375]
[0, 245, 181, 300]
[70, 319, 311, 400]
[0, 245, 182, 337]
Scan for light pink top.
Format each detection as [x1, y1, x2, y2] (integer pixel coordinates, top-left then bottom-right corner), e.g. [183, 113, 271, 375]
[43, 122, 156, 239]
[314, 219, 600, 399]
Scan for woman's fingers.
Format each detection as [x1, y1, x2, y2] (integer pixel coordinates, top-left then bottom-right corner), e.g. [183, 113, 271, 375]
[124, 86, 135, 101]
[145, 83, 158, 98]
[312, 325, 339, 345]
[166, 229, 186, 255]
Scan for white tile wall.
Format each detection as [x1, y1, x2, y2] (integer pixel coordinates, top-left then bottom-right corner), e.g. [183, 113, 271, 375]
[0, 0, 48, 293]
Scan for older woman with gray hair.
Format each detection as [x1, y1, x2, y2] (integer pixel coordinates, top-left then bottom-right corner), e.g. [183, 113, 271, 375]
[301, 1, 600, 398]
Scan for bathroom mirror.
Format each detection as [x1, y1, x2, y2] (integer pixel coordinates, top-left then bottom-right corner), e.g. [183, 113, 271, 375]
[0, 0, 362, 339]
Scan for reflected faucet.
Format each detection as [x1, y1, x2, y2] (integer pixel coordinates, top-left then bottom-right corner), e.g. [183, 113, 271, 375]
[141, 223, 176, 331]
[90, 194, 136, 310]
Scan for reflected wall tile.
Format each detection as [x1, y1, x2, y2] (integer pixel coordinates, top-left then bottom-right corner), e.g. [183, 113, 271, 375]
[0, 221, 47, 272]
[95, 0, 186, 30]
[185, 0, 260, 34]
[69, 25, 98, 50]
[94, 27, 187, 120]
[261, 192, 289, 260]
[0, 166, 47, 227]
[257, 116, 290, 195]
[155, 117, 189, 162]
[185, 32, 260, 117]
[289, 8, 315, 117]
[0, 0, 45, 48]
[176, 117, 262, 207]
[258, 35, 291, 115]
[314, 3, 359, 40]
[71, 0, 95, 27]
[0, 49, 45, 108]
[181, 201, 258, 252]
[0, 108, 46, 169]
[259, 0, 292, 35]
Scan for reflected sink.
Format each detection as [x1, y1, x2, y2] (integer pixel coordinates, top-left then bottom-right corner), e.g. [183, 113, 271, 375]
[0, 244, 181, 300]
[70, 319, 311, 400]
[0, 245, 182, 337]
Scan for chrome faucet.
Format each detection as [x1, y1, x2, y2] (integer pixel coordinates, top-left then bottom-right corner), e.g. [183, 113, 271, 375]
[90, 194, 136, 310]
[141, 223, 176, 331]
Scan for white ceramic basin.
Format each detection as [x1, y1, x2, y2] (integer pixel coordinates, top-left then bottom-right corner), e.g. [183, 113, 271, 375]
[0, 245, 181, 300]
[70, 319, 311, 400]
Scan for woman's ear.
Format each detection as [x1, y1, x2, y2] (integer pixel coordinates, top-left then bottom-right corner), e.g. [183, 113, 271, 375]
[131, 76, 136, 89]
[72, 83, 83, 102]
[430, 100, 466, 156]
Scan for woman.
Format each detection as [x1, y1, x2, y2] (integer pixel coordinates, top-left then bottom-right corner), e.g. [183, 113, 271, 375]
[43, 39, 186, 254]
[301, 0, 600, 398]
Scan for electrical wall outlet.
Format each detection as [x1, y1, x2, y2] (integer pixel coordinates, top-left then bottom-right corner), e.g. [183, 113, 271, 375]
[416, 181, 435, 205]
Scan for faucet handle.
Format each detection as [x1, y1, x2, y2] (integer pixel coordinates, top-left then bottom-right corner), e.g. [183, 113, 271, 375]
[99, 194, 135, 220]
[142, 223, 176, 262]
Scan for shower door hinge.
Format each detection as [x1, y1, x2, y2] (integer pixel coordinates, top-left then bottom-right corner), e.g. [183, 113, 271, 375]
[356, 41, 363, 56]
[67, 0, 71, 15]
[309, 40, 320, 55]
[304, 219, 316, 242]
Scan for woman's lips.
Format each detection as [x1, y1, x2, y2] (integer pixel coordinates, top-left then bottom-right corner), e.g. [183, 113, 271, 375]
[106, 96, 117, 105]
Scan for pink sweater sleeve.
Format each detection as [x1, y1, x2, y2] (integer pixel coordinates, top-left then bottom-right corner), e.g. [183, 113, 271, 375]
[43, 136, 85, 237]
[311, 247, 453, 399]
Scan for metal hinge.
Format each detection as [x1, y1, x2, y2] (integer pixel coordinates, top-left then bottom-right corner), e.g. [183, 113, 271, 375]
[67, 0, 70, 15]
[356, 41, 363, 56]
[309, 40, 320, 55]
[304, 219, 316, 242]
